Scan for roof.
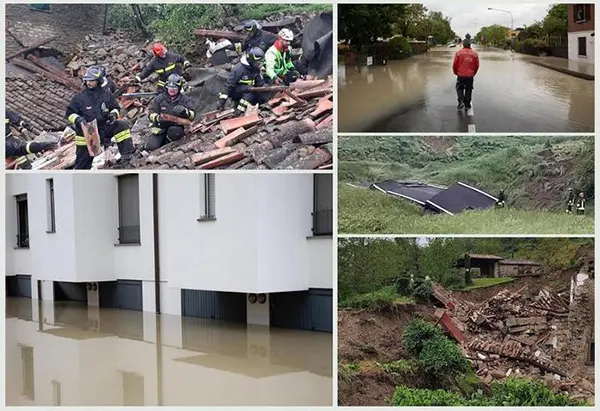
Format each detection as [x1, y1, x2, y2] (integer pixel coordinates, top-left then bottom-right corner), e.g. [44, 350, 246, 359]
[466, 254, 505, 261]
[499, 259, 541, 266]
[6, 74, 76, 135]
[371, 180, 445, 205]
[425, 182, 498, 215]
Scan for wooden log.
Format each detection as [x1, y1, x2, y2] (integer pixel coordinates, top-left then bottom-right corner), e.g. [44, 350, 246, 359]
[293, 131, 332, 145]
[160, 113, 193, 127]
[267, 118, 316, 148]
[285, 147, 331, 169]
[200, 151, 246, 169]
[193, 28, 246, 41]
[296, 87, 332, 99]
[6, 35, 59, 60]
[290, 79, 326, 92]
[190, 147, 235, 165]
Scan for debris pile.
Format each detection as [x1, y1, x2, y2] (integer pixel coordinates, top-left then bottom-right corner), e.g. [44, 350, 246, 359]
[433, 280, 594, 403]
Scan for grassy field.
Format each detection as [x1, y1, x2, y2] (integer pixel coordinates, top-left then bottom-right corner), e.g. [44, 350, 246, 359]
[462, 277, 514, 291]
[339, 185, 594, 235]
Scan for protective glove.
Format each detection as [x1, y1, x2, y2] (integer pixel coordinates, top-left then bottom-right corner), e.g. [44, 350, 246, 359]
[183, 61, 191, 70]
[107, 111, 118, 123]
[41, 142, 58, 151]
[234, 43, 242, 54]
[173, 105, 189, 118]
[75, 116, 85, 128]
[216, 98, 227, 111]
[19, 121, 32, 131]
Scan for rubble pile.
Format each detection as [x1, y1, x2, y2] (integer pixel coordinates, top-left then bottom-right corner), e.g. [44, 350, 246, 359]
[433, 280, 595, 403]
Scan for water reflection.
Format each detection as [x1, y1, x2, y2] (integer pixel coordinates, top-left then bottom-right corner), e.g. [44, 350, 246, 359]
[5, 298, 333, 406]
[339, 47, 594, 132]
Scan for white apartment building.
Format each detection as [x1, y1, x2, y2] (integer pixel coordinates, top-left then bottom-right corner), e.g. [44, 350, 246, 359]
[6, 173, 333, 332]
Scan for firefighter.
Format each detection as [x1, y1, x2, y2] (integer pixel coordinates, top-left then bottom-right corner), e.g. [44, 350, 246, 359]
[566, 187, 575, 214]
[264, 28, 302, 85]
[496, 189, 506, 208]
[146, 74, 196, 151]
[135, 42, 191, 90]
[216, 47, 268, 117]
[234, 20, 277, 54]
[97, 65, 118, 94]
[576, 192, 586, 215]
[5, 109, 56, 169]
[66, 66, 134, 169]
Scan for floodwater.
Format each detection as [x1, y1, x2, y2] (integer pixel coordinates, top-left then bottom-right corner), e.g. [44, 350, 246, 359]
[5, 298, 333, 406]
[338, 46, 595, 133]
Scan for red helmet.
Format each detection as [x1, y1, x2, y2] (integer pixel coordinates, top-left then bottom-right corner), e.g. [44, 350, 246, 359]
[152, 42, 166, 57]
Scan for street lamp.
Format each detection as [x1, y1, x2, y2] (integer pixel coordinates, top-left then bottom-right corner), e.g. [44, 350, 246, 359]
[488, 7, 514, 50]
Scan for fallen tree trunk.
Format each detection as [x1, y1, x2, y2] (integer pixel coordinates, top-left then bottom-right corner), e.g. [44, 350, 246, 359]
[160, 113, 194, 127]
[193, 29, 246, 41]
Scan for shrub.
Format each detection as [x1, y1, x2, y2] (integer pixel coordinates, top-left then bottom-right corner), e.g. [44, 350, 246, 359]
[340, 286, 410, 310]
[389, 35, 412, 59]
[391, 386, 467, 406]
[487, 377, 575, 406]
[376, 359, 415, 375]
[338, 362, 360, 384]
[419, 337, 469, 378]
[394, 273, 412, 295]
[401, 319, 445, 356]
[411, 279, 433, 302]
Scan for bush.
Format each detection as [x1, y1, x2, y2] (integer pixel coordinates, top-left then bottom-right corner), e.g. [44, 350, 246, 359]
[411, 278, 433, 302]
[340, 286, 410, 310]
[401, 319, 445, 356]
[391, 386, 467, 406]
[419, 337, 469, 378]
[389, 35, 412, 59]
[394, 273, 412, 295]
[338, 362, 360, 384]
[376, 359, 415, 375]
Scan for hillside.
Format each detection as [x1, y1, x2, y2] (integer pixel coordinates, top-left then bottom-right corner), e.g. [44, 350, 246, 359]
[339, 185, 594, 234]
[338, 136, 594, 211]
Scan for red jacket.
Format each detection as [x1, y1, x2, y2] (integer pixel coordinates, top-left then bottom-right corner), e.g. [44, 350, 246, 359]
[453, 47, 479, 77]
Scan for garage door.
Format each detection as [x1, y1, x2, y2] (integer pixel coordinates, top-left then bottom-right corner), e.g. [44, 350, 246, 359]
[270, 288, 333, 332]
[99, 280, 143, 311]
[181, 289, 246, 323]
[6, 275, 32, 298]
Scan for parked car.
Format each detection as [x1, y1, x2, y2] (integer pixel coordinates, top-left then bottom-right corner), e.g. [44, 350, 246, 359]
[447, 43, 456, 48]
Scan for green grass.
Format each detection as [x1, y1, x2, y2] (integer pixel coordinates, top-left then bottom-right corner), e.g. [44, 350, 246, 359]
[339, 285, 413, 310]
[461, 277, 514, 291]
[339, 185, 594, 235]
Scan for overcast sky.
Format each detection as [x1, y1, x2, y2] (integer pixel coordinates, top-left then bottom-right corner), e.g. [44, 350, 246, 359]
[423, 2, 555, 37]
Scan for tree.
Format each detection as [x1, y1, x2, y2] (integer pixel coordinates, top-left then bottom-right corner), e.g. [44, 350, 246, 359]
[400, 4, 428, 38]
[338, 4, 408, 47]
[419, 238, 463, 289]
[543, 4, 568, 37]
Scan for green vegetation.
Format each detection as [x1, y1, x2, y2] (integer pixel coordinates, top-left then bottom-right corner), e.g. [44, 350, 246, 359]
[339, 362, 361, 384]
[339, 185, 594, 235]
[401, 319, 445, 356]
[338, 136, 594, 235]
[461, 277, 514, 290]
[376, 359, 415, 375]
[107, 4, 330, 52]
[391, 378, 585, 406]
[338, 4, 455, 49]
[338, 237, 593, 305]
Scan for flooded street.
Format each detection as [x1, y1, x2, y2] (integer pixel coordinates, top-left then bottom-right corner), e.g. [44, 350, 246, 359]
[338, 46, 594, 133]
[5, 298, 332, 406]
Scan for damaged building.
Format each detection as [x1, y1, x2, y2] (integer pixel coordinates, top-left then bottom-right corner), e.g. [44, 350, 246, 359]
[5, 4, 333, 170]
[5, 173, 333, 333]
[431, 265, 595, 403]
[457, 254, 542, 279]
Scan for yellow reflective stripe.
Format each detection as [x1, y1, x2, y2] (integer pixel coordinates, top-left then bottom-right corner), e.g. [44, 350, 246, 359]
[75, 136, 88, 146]
[151, 127, 164, 135]
[16, 156, 28, 164]
[157, 80, 166, 86]
[240, 99, 251, 107]
[236, 104, 246, 112]
[68, 113, 80, 124]
[219, 93, 228, 99]
[25, 142, 33, 154]
[164, 64, 176, 72]
[239, 79, 254, 85]
[5, 118, 10, 123]
[189, 110, 196, 121]
[113, 129, 131, 143]
[149, 113, 159, 122]
[110, 109, 120, 116]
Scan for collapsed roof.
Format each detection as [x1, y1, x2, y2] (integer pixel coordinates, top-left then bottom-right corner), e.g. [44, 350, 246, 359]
[370, 180, 498, 215]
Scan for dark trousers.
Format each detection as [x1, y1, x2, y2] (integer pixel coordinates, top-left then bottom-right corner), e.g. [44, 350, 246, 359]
[145, 124, 185, 151]
[232, 89, 270, 114]
[74, 120, 134, 169]
[456, 76, 474, 106]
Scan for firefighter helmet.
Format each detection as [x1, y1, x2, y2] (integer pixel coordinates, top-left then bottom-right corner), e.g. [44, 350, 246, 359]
[82, 66, 103, 82]
[243, 20, 261, 35]
[166, 73, 183, 96]
[152, 42, 167, 57]
[278, 28, 294, 41]
[247, 47, 265, 68]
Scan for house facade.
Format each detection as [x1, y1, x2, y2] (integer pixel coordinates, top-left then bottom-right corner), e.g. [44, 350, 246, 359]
[6, 173, 333, 332]
[567, 3, 595, 63]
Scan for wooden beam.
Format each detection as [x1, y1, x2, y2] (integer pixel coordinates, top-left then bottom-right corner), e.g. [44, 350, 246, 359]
[6, 35, 58, 60]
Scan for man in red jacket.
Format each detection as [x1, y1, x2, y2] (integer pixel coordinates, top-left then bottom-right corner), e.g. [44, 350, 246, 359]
[452, 39, 479, 110]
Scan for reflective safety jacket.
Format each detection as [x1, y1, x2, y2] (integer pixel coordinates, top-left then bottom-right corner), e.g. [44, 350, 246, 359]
[139, 51, 189, 87]
[219, 57, 265, 100]
[66, 86, 121, 136]
[577, 198, 586, 210]
[264, 40, 296, 80]
[148, 92, 196, 125]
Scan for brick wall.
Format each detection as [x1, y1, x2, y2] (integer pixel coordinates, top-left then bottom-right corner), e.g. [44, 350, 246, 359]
[5, 4, 107, 57]
[568, 4, 595, 33]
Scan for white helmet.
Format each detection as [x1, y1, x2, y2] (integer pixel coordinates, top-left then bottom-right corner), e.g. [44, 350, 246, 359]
[278, 28, 294, 41]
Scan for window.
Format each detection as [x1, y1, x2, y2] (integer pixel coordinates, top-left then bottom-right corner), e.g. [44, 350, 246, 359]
[574, 4, 591, 23]
[198, 174, 216, 221]
[21, 345, 34, 400]
[578, 37, 587, 56]
[312, 174, 333, 236]
[51, 381, 61, 406]
[587, 340, 595, 364]
[117, 175, 141, 244]
[16, 194, 30, 248]
[46, 178, 56, 233]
